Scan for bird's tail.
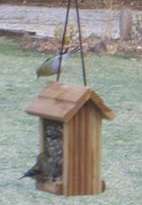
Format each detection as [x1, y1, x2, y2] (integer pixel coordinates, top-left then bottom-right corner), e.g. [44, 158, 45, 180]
[18, 175, 25, 180]
[18, 171, 30, 180]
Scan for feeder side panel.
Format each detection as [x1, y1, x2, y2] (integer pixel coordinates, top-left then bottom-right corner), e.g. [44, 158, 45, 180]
[63, 105, 91, 195]
[79, 102, 102, 194]
[84, 102, 92, 194]
[79, 104, 88, 194]
[71, 113, 81, 195]
[63, 117, 81, 196]
[67, 117, 75, 194]
[63, 101, 103, 196]
[88, 101, 102, 193]
[63, 121, 72, 196]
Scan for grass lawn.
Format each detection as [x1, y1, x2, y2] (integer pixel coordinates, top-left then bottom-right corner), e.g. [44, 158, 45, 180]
[0, 37, 142, 205]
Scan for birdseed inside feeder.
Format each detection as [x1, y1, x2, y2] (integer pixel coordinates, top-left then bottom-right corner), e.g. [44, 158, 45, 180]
[44, 119, 63, 181]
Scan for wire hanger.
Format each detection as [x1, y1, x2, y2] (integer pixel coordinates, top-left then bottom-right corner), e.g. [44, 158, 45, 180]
[56, 0, 87, 86]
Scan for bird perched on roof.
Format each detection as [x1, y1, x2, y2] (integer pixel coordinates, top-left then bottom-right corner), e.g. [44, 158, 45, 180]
[36, 47, 80, 78]
[19, 152, 49, 182]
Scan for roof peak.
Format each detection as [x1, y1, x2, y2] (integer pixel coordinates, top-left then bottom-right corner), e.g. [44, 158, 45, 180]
[26, 82, 115, 121]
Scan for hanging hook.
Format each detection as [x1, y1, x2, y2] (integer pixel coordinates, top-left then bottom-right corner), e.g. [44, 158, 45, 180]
[75, 0, 87, 86]
[56, 0, 87, 86]
[56, 0, 71, 82]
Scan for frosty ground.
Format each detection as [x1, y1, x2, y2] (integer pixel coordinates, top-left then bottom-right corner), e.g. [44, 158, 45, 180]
[0, 37, 142, 205]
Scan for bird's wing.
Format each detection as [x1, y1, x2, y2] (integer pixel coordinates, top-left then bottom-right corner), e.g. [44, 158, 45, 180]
[41, 46, 79, 65]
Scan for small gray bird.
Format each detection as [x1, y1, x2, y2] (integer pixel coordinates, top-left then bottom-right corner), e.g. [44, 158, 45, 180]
[19, 153, 49, 181]
[36, 47, 80, 78]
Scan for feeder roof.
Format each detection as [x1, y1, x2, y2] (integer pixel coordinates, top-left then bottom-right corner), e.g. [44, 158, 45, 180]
[26, 82, 115, 122]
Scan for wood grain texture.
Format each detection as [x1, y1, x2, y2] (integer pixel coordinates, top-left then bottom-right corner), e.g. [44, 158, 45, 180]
[39, 82, 90, 103]
[91, 91, 116, 120]
[36, 181, 63, 195]
[63, 122, 70, 196]
[74, 114, 80, 195]
[85, 103, 92, 194]
[68, 120, 74, 195]
[26, 97, 75, 122]
[26, 82, 115, 122]
[79, 107, 86, 195]
[88, 102, 102, 194]
[63, 102, 103, 196]
[31, 83, 114, 196]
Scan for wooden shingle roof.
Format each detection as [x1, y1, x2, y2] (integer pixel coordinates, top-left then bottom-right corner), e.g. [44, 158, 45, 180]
[26, 82, 115, 122]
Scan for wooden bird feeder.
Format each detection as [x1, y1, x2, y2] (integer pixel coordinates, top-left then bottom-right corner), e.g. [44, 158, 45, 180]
[26, 82, 115, 196]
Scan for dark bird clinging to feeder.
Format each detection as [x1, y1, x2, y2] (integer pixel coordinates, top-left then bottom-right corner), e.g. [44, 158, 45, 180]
[36, 47, 80, 78]
[19, 164, 41, 179]
[19, 152, 49, 181]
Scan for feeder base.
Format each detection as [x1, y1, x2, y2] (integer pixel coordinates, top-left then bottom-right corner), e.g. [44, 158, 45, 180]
[36, 180, 105, 195]
[36, 181, 63, 195]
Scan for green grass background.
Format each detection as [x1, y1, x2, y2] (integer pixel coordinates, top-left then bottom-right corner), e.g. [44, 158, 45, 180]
[0, 37, 142, 205]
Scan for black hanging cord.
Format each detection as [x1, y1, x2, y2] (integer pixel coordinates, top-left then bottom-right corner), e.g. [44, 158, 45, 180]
[56, 0, 71, 82]
[57, 0, 87, 86]
[75, 0, 87, 86]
